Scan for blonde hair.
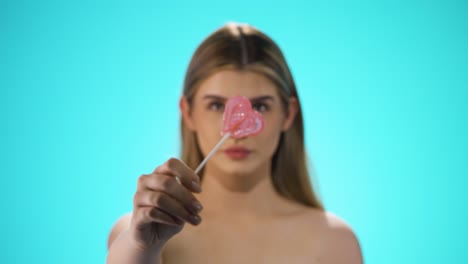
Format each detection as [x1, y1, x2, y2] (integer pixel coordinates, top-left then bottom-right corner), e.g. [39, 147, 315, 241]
[180, 23, 324, 210]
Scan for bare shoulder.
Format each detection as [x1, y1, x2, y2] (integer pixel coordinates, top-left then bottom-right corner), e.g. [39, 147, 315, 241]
[107, 212, 132, 249]
[301, 209, 363, 264]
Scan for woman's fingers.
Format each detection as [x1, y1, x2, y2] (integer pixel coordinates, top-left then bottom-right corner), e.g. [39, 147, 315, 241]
[144, 207, 184, 226]
[140, 173, 203, 215]
[154, 158, 202, 193]
[133, 157, 203, 230]
[128, 158, 203, 249]
[135, 189, 201, 225]
[133, 206, 182, 226]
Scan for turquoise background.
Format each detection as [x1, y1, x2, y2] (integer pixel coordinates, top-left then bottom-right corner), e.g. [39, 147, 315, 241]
[1, 0, 466, 263]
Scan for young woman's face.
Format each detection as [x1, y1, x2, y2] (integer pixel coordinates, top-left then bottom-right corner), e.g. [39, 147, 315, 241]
[181, 70, 297, 178]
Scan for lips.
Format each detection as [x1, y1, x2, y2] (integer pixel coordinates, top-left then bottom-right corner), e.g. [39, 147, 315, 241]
[224, 146, 251, 160]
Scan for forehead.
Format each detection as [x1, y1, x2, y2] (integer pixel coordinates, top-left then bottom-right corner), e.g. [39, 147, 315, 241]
[195, 70, 279, 98]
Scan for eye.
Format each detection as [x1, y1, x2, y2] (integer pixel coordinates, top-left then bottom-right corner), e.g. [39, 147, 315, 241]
[208, 101, 224, 112]
[252, 102, 269, 112]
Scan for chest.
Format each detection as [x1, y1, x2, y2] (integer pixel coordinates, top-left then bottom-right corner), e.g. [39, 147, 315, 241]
[161, 218, 324, 264]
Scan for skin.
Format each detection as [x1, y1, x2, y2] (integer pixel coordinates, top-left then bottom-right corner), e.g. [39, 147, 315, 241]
[107, 70, 364, 264]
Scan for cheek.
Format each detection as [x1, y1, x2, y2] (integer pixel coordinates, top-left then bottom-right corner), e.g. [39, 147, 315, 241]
[255, 115, 284, 154]
[193, 112, 224, 155]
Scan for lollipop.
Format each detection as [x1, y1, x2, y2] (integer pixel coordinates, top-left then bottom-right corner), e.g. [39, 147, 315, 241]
[194, 96, 265, 174]
[221, 96, 264, 138]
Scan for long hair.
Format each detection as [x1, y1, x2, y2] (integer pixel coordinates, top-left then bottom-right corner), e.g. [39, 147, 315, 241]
[180, 23, 323, 210]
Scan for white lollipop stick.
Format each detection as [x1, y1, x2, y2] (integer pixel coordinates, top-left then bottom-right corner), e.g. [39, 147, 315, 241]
[194, 132, 231, 174]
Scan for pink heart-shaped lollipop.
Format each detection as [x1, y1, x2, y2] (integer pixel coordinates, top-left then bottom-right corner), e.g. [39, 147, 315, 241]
[221, 96, 264, 138]
[230, 110, 264, 138]
[222, 96, 251, 133]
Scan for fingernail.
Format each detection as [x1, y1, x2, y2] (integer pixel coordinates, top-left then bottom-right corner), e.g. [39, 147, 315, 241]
[191, 180, 202, 192]
[191, 200, 203, 212]
[189, 214, 201, 225]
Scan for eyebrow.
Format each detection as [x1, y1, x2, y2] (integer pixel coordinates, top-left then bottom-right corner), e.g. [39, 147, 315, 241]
[202, 94, 275, 102]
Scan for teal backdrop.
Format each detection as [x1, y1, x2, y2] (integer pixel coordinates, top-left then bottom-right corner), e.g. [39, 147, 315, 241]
[1, 0, 466, 263]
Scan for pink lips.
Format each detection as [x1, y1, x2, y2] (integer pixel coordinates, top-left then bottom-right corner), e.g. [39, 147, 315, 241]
[224, 146, 251, 160]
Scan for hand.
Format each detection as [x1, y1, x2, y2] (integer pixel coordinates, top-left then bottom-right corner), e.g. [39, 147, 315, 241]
[129, 158, 203, 251]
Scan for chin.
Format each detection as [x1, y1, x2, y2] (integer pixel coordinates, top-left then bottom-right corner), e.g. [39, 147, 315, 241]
[212, 155, 268, 177]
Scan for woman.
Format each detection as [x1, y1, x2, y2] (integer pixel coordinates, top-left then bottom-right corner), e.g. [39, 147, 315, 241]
[106, 23, 363, 264]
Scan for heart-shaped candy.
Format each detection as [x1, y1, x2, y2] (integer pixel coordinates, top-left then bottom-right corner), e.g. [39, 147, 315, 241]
[230, 110, 264, 138]
[221, 96, 264, 138]
[222, 96, 251, 133]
